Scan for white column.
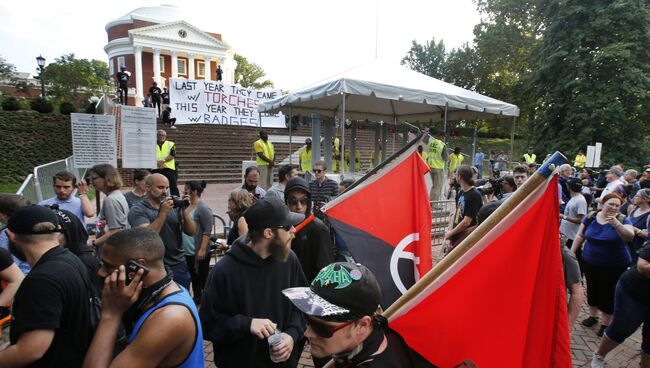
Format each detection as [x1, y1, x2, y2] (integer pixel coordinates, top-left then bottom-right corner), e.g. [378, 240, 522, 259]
[204, 55, 212, 81]
[134, 46, 143, 102]
[171, 50, 178, 79]
[188, 53, 195, 80]
[152, 48, 161, 86]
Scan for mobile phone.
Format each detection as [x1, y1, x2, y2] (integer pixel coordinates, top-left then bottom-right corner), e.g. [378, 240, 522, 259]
[124, 260, 149, 285]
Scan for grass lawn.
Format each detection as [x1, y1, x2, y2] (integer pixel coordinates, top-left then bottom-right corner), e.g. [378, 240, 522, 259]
[0, 183, 20, 194]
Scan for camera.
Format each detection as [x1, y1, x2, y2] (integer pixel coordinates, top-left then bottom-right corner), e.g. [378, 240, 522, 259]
[475, 177, 504, 198]
[171, 196, 190, 208]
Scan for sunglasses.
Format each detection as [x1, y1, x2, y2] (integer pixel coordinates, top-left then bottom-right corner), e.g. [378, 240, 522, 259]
[307, 316, 356, 338]
[313, 169, 323, 173]
[288, 198, 308, 206]
[271, 224, 294, 231]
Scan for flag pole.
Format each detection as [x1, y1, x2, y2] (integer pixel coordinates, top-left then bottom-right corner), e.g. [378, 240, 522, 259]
[382, 151, 568, 319]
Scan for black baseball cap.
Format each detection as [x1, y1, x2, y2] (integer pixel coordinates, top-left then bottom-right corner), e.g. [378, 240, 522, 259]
[283, 262, 381, 322]
[244, 197, 304, 231]
[7, 205, 63, 235]
[567, 177, 583, 192]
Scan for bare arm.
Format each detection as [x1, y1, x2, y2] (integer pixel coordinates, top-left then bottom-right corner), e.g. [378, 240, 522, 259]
[76, 181, 96, 218]
[237, 216, 248, 238]
[637, 257, 650, 278]
[445, 216, 473, 239]
[93, 228, 122, 247]
[571, 224, 586, 254]
[141, 199, 173, 233]
[0, 330, 55, 367]
[0, 264, 23, 306]
[182, 207, 196, 236]
[567, 282, 585, 327]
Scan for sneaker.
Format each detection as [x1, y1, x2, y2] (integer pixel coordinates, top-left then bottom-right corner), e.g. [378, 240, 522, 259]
[582, 316, 599, 327]
[597, 325, 608, 337]
[170, 126, 177, 129]
[591, 353, 604, 368]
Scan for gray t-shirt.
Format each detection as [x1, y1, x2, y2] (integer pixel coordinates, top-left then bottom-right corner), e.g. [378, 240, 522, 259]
[123, 191, 146, 209]
[99, 191, 129, 230]
[181, 201, 213, 255]
[560, 194, 587, 240]
[128, 200, 185, 267]
[562, 246, 582, 287]
[265, 183, 285, 202]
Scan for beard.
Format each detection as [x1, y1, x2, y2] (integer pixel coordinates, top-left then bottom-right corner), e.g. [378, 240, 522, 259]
[9, 241, 27, 262]
[244, 182, 256, 192]
[269, 235, 290, 262]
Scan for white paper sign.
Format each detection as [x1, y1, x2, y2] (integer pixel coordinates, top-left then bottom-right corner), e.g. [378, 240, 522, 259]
[594, 142, 602, 168]
[169, 78, 283, 127]
[120, 105, 157, 168]
[586, 145, 596, 168]
[71, 113, 116, 168]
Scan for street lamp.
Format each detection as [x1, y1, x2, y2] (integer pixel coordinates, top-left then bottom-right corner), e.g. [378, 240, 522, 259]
[36, 55, 46, 98]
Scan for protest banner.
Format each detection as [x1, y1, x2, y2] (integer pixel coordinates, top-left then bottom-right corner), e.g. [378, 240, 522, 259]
[169, 78, 284, 127]
[71, 113, 116, 168]
[121, 105, 157, 168]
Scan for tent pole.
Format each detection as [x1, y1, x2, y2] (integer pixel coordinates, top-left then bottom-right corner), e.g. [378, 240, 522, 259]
[289, 105, 293, 165]
[511, 117, 516, 170]
[340, 93, 346, 179]
[443, 103, 448, 142]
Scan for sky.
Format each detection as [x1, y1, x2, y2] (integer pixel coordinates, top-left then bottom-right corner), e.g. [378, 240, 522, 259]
[0, 0, 482, 91]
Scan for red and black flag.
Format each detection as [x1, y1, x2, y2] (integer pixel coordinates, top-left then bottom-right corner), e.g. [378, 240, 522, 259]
[322, 138, 432, 308]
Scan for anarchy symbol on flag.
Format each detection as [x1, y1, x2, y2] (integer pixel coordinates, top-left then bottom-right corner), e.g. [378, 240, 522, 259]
[389, 233, 421, 294]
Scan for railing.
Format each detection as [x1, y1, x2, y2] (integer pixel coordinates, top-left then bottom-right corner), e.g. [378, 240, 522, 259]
[16, 156, 88, 204]
[430, 200, 455, 247]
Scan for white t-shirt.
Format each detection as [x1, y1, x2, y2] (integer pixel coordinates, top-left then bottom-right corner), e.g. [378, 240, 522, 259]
[560, 194, 588, 240]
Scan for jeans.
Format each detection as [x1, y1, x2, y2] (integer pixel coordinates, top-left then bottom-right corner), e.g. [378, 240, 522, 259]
[605, 281, 650, 354]
[475, 164, 483, 179]
[169, 262, 191, 291]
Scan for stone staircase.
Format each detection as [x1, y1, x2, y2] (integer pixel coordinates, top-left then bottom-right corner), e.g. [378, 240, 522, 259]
[161, 123, 409, 184]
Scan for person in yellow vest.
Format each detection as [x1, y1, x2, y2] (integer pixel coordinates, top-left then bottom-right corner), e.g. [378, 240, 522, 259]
[345, 150, 362, 171]
[299, 138, 313, 181]
[369, 145, 383, 169]
[332, 137, 341, 173]
[574, 150, 586, 168]
[425, 128, 448, 201]
[417, 145, 428, 163]
[522, 147, 537, 165]
[253, 130, 274, 190]
[153, 129, 179, 196]
[448, 147, 465, 178]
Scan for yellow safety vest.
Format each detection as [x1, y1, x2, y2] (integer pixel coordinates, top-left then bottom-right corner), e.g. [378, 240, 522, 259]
[344, 151, 361, 171]
[332, 138, 341, 172]
[155, 141, 176, 170]
[254, 139, 274, 166]
[523, 153, 536, 165]
[449, 153, 464, 173]
[299, 146, 312, 172]
[370, 151, 383, 169]
[574, 154, 586, 168]
[427, 139, 445, 169]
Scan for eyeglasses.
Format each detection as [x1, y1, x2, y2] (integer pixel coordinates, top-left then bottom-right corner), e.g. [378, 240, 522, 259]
[313, 169, 323, 173]
[306, 316, 356, 338]
[288, 198, 308, 206]
[90, 176, 100, 181]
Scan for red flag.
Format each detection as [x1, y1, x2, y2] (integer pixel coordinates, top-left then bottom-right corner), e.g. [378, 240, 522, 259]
[388, 176, 571, 367]
[323, 145, 432, 308]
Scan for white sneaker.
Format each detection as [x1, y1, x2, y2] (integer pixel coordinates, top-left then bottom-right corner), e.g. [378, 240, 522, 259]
[170, 126, 177, 129]
[591, 353, 604, 368]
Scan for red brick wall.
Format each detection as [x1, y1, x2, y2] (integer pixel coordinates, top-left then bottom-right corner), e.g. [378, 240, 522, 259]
[107, 23, 133, 42]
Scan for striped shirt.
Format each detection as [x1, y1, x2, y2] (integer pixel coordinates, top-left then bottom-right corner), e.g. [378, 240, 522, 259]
[310, 178, 339, 209]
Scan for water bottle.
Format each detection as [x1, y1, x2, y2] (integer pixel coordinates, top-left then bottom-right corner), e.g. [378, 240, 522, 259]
[268, 329, 282, 363]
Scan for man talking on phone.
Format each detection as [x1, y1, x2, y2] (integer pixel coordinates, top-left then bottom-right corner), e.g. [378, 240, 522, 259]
[84, 227, 204, 368]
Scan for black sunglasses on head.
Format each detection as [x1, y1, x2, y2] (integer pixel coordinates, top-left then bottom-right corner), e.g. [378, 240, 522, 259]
[306, 316, 356, 338]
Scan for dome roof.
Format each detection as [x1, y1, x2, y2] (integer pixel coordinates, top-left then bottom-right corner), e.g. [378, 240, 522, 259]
[105, 4, 190, 30]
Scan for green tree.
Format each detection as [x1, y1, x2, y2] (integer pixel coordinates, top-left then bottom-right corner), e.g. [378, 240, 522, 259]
[532, 0, 650, 166]
[401, 38, 447, 79]
[0, 56, 17, 82]
[42, 54, 110, 100]
[233, 54, 274, 89]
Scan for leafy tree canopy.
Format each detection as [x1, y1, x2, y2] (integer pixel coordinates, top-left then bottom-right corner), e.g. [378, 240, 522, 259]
[41, 53, 110, 100]
[233, 54, 274, 89]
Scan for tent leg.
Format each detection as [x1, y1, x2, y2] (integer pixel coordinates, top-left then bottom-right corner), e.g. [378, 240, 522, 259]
[289, 105, 293, 165]
[340, 93, 346, 179]
[510, 117, 516, 170]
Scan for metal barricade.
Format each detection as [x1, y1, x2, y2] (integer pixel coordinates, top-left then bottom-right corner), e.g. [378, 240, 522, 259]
[430, 200, 455, 248]
[16, 156, 88, 203]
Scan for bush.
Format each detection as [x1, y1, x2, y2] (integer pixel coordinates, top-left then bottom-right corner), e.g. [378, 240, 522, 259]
[59, 101, 76, 115]
[1, 96, 21, 111]
[30, 97, 54, 113]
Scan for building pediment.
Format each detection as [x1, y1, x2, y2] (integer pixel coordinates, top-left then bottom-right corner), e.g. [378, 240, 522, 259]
[129, 20, 229, 51]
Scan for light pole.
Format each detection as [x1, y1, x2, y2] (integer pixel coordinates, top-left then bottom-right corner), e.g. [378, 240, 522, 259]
[36, 55, 46, 98]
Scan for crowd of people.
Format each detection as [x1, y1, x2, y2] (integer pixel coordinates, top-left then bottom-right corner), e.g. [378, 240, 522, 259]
[0, 124, 648, 367]
[421, 127, 650, 368]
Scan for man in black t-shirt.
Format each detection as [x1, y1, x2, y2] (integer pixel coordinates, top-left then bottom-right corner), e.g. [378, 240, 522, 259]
[148, 81, 163, 117]
[116, 66, 130, 105]
[445, 165, 483, 253]
[283, 262, 436, 367]
[0, 205, 94, 367]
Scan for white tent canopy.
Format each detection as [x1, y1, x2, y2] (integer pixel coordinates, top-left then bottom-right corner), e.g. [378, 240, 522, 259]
[258, 59, 519, 122]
